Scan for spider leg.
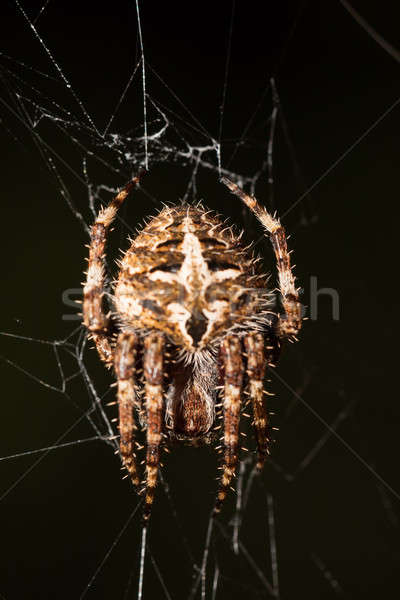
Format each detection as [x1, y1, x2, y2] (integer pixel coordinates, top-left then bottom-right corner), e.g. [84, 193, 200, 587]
[83, 176, 141, 366]
[143, 332, 165, 521]
[115, 332, 140, 488]
[221, 177, 302, 340]
[215, 335, 244, 514]
[244, 332, 280, 471]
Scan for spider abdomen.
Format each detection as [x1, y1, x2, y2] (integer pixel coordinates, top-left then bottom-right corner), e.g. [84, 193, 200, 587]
[114, 204, 271, 352]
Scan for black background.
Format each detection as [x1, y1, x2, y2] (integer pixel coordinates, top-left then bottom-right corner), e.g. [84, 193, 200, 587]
[1, 1, 399, 599]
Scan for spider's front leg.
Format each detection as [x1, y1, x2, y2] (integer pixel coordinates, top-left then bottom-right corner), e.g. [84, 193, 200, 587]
[143, 332, 165, 521]
[244, 332, 280, 471]
[215, 336, 244, 514]
[115, 332, 140, 488]
[83, 176, 140, 366]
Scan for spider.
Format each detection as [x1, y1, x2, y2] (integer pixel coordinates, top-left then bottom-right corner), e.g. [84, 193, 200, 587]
[83, 174, 301, 521]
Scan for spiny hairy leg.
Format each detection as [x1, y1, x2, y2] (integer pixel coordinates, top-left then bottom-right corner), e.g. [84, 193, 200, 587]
[115, 332, 140, 488]
[221, 177, 302, 339]
[83, 176, 141, 366]
[143, 332, 165, 521]
[245, 333, 272, 471]
[215, 335, 244, 514]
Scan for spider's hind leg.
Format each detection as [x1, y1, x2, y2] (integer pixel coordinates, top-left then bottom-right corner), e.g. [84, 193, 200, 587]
[83, 176, 140, 366]
[221, 177, 302, 340]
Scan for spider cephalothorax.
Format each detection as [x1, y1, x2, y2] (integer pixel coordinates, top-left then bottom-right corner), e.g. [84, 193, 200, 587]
[83, 175, 302, 520]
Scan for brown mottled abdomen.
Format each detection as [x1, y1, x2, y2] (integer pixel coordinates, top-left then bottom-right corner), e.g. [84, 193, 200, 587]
[114, 204, 269, 352]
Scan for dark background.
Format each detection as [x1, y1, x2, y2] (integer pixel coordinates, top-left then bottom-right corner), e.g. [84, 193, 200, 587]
[0, 1, 399, 599]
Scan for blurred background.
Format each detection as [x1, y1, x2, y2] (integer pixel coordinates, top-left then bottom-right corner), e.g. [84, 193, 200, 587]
[0, 1, 399, 598]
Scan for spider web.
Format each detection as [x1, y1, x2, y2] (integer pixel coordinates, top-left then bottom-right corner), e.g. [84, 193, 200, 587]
[1, 2, 399, 599]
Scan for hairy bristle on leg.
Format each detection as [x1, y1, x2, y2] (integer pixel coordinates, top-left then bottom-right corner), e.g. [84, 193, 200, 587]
[143, 332, 165, 521]
[115, 332, 140, 488]
[215, 335, 244, 514]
